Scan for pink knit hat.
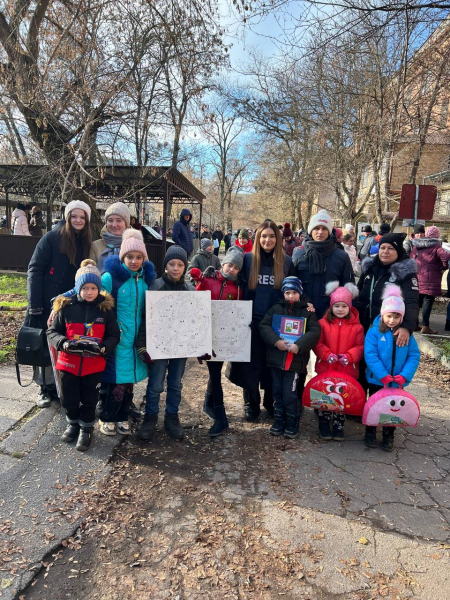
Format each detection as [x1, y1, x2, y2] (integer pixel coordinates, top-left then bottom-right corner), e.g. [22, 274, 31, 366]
[119, 229, 148, 261]
[380, 284, 405, 320]
[426, 226, 440, 239]
[325, 281, 359, 307]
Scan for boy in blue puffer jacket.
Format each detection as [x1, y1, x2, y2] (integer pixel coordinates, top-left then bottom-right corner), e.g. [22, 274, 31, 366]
[364, 284, 420, 451]
[98, 229, 156, 436]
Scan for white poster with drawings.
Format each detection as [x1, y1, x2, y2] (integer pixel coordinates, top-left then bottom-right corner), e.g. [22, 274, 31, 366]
[146, 291, 212, 359]
[210, 300, 252, 362]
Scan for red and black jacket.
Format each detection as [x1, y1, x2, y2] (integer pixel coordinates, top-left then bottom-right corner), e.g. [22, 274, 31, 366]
[47, 293, 120, 376]
[190, 268, 242, 300]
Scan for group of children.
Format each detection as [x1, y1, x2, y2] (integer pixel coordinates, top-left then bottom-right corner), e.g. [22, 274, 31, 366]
[47, 227, 420, 453]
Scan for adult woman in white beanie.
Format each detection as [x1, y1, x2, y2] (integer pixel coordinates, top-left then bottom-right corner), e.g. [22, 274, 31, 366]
[26, 200, 93, 407]
[292, 209, 354, 319]
[90, 202, 131, 273]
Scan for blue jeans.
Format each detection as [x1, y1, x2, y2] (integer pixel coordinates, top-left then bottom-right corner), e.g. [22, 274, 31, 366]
[271, 368, 300, 417]
[144, 358, 187, 415]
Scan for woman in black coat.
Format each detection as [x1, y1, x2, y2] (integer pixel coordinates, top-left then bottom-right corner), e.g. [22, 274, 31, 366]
[26, 200, 93, 407]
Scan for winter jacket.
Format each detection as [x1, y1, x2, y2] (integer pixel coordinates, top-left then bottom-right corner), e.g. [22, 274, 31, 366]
[12, 208, 31, 236]
[135, 274, 195, 349]
[200, 231, 212, 240]
[212, 230, 224, 243]
[47, 293, 120, 376]
[358, 233, 377, 260]
[101, 255, 156, 384]
[282, 238, 299, 258]
[27, 223, 85, 322]
[235, 238, 253, 254]
[344, 244, 358, 272]
[187, 249, 221, 283]
[314, 307, 365, 378]
[403, 238, 414, 257]
[259, 298, 321, 373]
[292, 246, 354, 319]
[224, 234, 232, 251]
[411, 238, 450, 296]
[29, 211, 45, 237]
[365, 315, 420, 387]
[355, 255, 419, 334]
[241, 251, 294, 321]
[172, 209, 193, 256]
[190, 268, 242, 300]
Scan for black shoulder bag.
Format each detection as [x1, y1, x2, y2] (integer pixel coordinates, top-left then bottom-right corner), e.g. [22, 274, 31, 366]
[15, 325, 51, 387]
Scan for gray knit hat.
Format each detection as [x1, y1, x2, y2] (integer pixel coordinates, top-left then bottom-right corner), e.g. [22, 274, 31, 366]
[105, 202, 131, 228]
[163, 245, 188, 270]
[201, 238, 213, 250]
[222, 246, 244, 270]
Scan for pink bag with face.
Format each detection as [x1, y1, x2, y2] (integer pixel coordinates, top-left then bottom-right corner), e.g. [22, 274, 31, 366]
[362, 387, 420, 427]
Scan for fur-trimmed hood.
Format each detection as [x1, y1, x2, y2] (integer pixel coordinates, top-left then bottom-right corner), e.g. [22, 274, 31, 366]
[53, 291, 114, 313]
[412, 237, 441, 249]
[361, 256, 417, 280]
[103, 254, 156, 287]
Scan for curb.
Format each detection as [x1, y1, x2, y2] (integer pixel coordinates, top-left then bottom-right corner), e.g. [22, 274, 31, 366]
[0, 403, 58, 456]
[416, 332, 450, 369]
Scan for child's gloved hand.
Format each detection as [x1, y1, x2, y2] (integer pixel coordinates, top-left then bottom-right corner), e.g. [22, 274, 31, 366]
[338, 354, 349, 366]
[62, 340, 84, 354]
[197, 353, 211, 364]
[393, 374, 407, 386]
[190, 268, 202, 281]
[288, 344, 299, 355]
[137, 347, 154, 364]
[380, 375, 394, 386]
[275, 340, 289, 351]
[327, 353, 338, 364]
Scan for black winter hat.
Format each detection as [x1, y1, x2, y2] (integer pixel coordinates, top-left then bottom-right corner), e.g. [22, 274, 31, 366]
[379, 222, 390, 235]
[413, 223, 425, 234]
[363, 225, 372, 233]
[378, 232, 407, 257]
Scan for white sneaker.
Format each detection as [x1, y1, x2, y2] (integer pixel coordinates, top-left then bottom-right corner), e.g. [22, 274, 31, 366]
[99, 421, 116, 436]
[117, 421, 131, 435]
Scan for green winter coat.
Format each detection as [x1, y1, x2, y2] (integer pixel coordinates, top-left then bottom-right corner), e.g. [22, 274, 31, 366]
[259, 299, 321, 373]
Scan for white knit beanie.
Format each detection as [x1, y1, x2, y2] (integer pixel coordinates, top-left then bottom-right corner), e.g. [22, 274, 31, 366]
[307, 209, 333, 235]
[64, 200, 91, 221]
[105, 202, 131, 228]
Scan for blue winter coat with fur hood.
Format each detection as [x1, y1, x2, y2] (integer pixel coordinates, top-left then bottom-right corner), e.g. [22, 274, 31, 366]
[101, 255, 156, 384]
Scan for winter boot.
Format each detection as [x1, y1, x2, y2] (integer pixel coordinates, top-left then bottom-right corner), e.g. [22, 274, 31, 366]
[421, 326, 437, 335]
[137, 414, 158, 441]
[37, 386, 51, 408]
[318, 413, 332, 440]
[129, 401, 143, 422]
[269, 408, 285, 436]
[208, 405, 229, 437]
[76, 427, 93, 452]
[203, 392, 215, 421]
[381, 427, 395, 452]
[61, 423, 80, 443]
[284, 414, 300, 439]
[332, 414, 345, 441]
[364, 426, 378, 448]
[164, 413, 185, 440]
[243, 389, 261, 422]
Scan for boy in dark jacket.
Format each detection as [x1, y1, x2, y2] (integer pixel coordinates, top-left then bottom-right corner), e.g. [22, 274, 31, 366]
[259, 276, 321, 438]
[47, 260, 120, 451]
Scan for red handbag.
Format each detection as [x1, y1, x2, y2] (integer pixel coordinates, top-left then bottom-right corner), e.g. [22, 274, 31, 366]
[302, 371, 366, 416]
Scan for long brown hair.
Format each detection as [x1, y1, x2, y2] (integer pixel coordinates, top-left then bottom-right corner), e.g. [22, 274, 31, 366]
[248, 220, 285, 290]
[59, 211, 92, 266]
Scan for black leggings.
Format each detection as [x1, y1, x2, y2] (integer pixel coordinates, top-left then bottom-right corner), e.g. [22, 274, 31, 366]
[207, 361, 224, 407]
[419, 294, 435, 327]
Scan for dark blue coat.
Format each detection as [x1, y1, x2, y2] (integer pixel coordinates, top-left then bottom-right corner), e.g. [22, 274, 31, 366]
[292, 246, 354, 319]
[172, 209, 193, 256]
[27, 223, 84, 322]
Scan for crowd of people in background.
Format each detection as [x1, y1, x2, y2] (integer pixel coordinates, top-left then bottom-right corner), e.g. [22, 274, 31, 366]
[18, 199, 450, 453]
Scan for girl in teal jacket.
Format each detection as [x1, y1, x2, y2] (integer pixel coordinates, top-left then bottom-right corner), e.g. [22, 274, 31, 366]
[99, 230, 156, 436]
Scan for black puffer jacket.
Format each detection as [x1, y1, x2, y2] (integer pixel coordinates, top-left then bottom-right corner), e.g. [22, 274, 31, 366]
[259, 298, 321, 373]
[292, 245, 354, 319]
[172, 209, 193, 256]
[355, 255, 419, 333]
[27, 223, 84, 322]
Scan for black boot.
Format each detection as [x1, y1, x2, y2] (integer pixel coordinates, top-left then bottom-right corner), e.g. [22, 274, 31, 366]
[129, 401, 143, 422]
[61, 423, 80, 443]
[203, 392, 215, 421]
[138, 414, 158, 441]
[164, 413, 184, 439]
[332, 414, 345, 441]
[318, 413, 332, 440]
[37, 386, 51, 408]
[243, 389, 261, 422]
[208, 405, 228, 437]
[364, 426, 378, 448]
[381, 427, 395, 452]
[76, 427, 93, 452]
[46, 385, 59, 403]
[284, 414, 300, 439]
[269, 408, 285, 436]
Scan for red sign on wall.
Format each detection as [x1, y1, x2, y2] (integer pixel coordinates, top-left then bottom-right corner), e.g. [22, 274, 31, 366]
[399, 184, 437, 220]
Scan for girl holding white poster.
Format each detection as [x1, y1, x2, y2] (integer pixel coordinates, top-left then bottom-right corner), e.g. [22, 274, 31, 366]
[190, 246, 245, 437]
[136, 246, 195, 442]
